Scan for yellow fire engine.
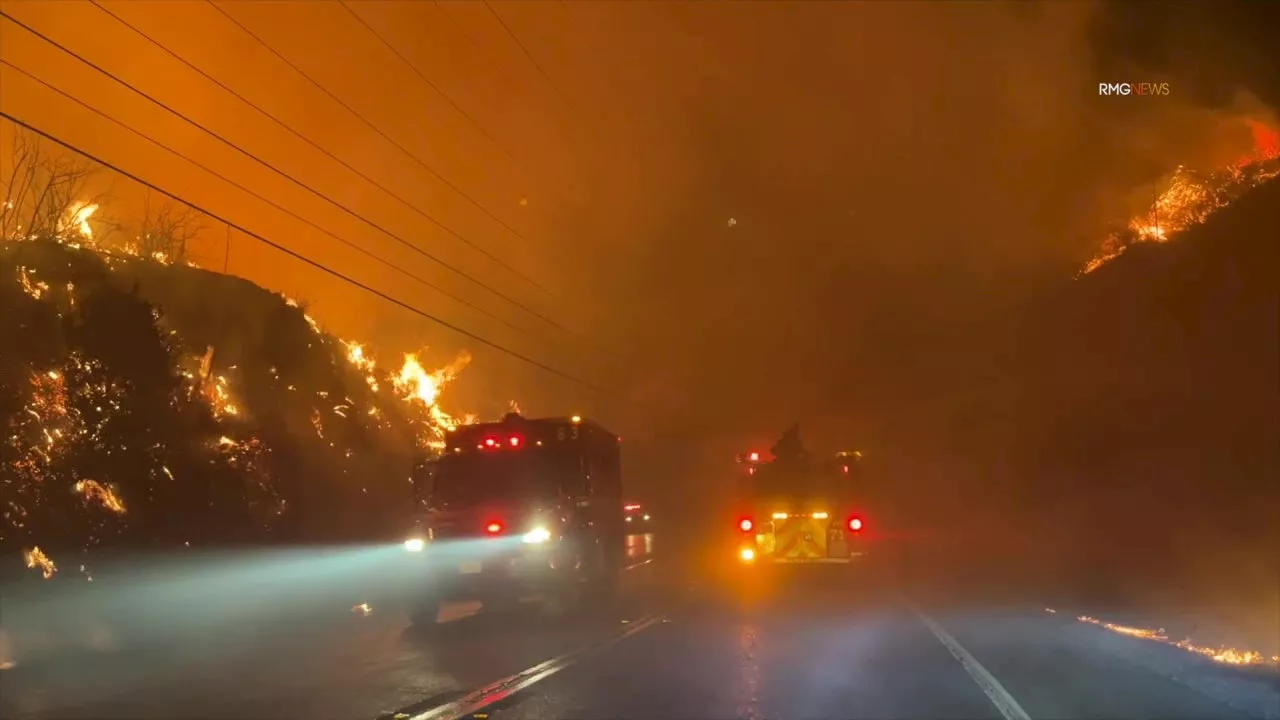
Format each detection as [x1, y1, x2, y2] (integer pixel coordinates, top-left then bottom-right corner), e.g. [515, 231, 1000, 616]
[734, 443, 867, 565]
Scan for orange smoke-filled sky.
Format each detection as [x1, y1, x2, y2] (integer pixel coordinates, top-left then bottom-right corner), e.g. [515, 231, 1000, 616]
[2, 0, 1276, 447]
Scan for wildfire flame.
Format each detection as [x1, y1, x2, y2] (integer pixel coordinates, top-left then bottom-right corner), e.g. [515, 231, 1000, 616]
[394, 351, 471, 409]
[1082, 121, 1280, 275]
[59, 202, 97, 239]
[1077, 615, 1279, 667]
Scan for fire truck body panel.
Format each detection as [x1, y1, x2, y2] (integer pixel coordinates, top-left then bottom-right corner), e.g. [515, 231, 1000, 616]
[403, 414, 623, 621]
[736, 452, 867, 564]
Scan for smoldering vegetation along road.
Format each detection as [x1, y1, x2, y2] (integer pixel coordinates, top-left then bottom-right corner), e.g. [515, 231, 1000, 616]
[857, 174, 1280, 663]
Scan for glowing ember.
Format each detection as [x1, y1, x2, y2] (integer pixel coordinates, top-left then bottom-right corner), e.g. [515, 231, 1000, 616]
[74, 480, 127, 514]
[1077, 615, 1279, 667]
[16, 266, 49, 299]
[23, 546, 56, 579]
[207, 375, 239, 418]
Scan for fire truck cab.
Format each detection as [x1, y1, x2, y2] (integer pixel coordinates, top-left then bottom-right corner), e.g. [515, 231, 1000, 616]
[403, 413, 624, 626]
[734, 447, 868, 565]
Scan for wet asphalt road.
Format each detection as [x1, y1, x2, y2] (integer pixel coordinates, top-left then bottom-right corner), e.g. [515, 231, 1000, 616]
[0, 535, 1264, 720]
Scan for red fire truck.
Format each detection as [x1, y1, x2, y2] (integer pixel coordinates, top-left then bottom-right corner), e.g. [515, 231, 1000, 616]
[403, 413, 624, 626]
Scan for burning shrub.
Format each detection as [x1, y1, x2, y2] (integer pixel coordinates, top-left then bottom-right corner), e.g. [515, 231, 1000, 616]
[3, 237, 469, 565]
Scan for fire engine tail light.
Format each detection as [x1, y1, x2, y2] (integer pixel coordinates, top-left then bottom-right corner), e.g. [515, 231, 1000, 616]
[847, 517, 863, 532]
[738, 517, 754, 533]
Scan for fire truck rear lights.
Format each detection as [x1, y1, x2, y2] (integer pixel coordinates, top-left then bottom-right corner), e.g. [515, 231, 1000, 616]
[485, 521, 504, 534]
[848, 517, 863, 531]
[483, 437, 498, 448]
[508, 436, 522, 447]
[748, 451, 760, 462]
[738, 518, 754, 532]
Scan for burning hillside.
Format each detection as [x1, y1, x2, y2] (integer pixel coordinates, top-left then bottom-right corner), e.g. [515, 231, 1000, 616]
[2, 229, 476, 571]
[1082, 120, 1280, 275]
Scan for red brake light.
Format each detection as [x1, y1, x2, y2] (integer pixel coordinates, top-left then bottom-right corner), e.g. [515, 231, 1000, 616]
[509, 435, 522, 447]
[486, 521, 503, 534]
[484, 437, 498, 448]
[847, 517, 863, 532]
[738, 518, 754, 532]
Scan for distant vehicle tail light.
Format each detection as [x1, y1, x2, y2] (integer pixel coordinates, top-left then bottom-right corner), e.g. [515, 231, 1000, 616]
[847, 517, 863, 532]
[509, 435, 522, 447]
[485, 521, 504, 534]
[738, 518, 754, 532]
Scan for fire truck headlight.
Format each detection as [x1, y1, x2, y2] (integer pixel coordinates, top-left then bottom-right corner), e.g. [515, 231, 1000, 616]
[522, 527, 552, 544]
[404, 538, 426, 552]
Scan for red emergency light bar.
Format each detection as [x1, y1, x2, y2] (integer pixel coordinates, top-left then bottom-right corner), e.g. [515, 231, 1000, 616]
[624, 504, 642, 511]
[479, 435, 525, 450]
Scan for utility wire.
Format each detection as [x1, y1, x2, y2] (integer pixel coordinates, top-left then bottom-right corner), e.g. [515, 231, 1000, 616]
[337, 0, 532, 194]
[0, 109, 600, 391]
[482, 1, 585, 133]
[1, 58, 539, 341]
[203, 0, 554, 295]
[4, 9, 577, 341]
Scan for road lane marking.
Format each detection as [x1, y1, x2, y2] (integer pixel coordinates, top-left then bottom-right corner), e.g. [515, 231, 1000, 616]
[407, 612, 666, 720]
[912, 606, 1033, 720]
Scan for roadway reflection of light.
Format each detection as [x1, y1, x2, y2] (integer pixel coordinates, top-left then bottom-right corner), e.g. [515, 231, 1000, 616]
[735, 623, 762, 720]
[0, 540, 518, 674]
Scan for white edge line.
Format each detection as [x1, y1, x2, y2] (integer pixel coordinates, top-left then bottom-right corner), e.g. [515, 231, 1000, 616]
[409, 613, 666, 720]
[911, 604, 1033, 720]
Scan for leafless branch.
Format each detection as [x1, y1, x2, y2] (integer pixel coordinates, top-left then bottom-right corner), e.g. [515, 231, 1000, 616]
[0, 130, 99, 241]
[137, 190, 205, 263]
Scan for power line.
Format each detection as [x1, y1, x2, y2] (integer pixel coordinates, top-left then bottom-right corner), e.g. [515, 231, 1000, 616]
[337, 0, 536, 194]
[1, 58, 539, 341]
[203, 0, 554, 296]
[3, 9, 577, 341]
[0, 109, 601, 391]
[482, 1, 585, 130]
